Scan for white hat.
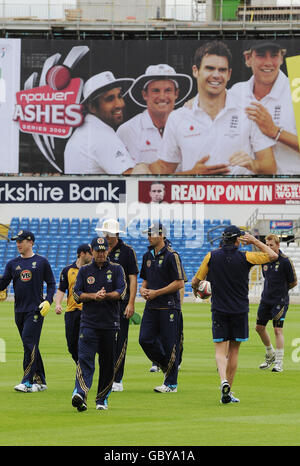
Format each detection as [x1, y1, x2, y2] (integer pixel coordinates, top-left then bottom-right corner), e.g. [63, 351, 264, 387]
[81, 71, 134, 104]
[129, 64, 193, 108]
[95, 218, 125, 235]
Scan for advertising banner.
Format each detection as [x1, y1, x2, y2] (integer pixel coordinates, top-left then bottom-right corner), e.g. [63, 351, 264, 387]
[2, 38, 300, 176]
[0, 179, 126, 203]
[139, 180, 300, 204]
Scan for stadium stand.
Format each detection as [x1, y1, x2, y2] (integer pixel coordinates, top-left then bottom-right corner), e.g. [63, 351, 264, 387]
[0, 216, 260, 298]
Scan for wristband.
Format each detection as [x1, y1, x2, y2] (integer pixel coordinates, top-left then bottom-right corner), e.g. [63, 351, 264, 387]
[275, 127, 283, 141]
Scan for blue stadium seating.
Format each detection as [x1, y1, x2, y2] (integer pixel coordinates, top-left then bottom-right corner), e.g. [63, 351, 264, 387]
[1, 217, 253, 297]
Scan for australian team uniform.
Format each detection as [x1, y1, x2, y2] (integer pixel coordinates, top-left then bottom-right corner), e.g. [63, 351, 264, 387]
[196, 245, 272, 342]
[0, 254, 56, 385]
[257, 250, 297, 328]
[139, 243, 185, 387]
[73, 258, 126, 406]
[108, 238, 139, 384]
[58, 262, 83, 363]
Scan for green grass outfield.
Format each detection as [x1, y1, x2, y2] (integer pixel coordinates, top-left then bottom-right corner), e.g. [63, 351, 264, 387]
[0, 300, 300, 447]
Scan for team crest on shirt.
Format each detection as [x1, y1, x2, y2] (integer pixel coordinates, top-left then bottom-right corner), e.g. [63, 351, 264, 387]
[20, 270, 32, 282]
[87, 276, 95, 284]
[169, 313, 174, 322]
[147, 260, 152, 268]
[114, 251, 120, 261]
[32, 262, 37, 269]
[106, 271, 112, 282]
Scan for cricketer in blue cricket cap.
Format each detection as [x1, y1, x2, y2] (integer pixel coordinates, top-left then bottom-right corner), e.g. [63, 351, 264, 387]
[222, 225, 245, 243]
[77, 243, 92, 255]
[90, 236, 109, 251]
[11, 230, 35, 242]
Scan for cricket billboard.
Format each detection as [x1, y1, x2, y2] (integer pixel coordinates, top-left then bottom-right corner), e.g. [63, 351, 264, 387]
[2, 38, 300, 176]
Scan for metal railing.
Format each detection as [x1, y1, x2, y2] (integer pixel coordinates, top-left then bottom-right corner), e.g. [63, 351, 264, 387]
[1, 2, 300, 27]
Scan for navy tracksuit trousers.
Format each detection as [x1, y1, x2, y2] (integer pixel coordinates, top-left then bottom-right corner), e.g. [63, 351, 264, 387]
[114, 301, 129, 384]
[64, 309, 81, 364]
[74, 326, 117, 405]
[15, 310, 46, 385]
[139, 308, 180, 386]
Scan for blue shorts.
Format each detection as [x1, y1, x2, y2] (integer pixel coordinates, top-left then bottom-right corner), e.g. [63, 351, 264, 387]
[256, 301, 288, 328]
[211, 310, 249, 343]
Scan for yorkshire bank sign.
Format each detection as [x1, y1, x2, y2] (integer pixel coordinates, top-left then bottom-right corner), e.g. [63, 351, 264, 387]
[138, 180, 300, 204]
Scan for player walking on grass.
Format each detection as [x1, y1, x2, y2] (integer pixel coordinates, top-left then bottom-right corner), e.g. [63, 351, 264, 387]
[256, 234, 297, 373]
[0, 230, 56, 393]
[55, 243, 92, 364]
[97, 219, 139, 392]
[71, 237, 126, 412]
[192, 226, 278, 404]
[139, 223, 185, 393]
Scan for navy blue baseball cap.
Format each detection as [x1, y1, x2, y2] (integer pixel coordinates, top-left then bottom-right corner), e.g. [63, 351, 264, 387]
[11, 230, 35, 242]
[222, 225, 245, 241]
[91, 236, 109, 251]
[245, 40, 286, 54]
[77, 243, 92, 255]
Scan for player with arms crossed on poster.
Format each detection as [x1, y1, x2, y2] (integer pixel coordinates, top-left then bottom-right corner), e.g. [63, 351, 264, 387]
[117, 64, 192, 171]
[230, 41, 300, 175]
[151, 41, 277, 175]
[191, 226, 278, 404]
[64, 72, 152, 175]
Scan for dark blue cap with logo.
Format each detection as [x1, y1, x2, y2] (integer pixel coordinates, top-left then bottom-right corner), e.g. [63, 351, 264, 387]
[11, 230, 35, 242]
[77, 243, 92, 255]
[222, 225, 245, 241]
[91, 236, 109, 251]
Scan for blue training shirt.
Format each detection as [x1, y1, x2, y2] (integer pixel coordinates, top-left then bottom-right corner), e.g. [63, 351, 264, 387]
[0, 254, 56, 313]
[260, 250, 297, 306]
[140, 242, 184, 311]
[73, 258, 126, 330]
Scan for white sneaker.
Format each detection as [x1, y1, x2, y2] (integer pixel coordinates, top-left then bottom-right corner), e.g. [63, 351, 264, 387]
[96, 404, 108, 410]
[259, 351, 276, 370]
[154, 384, 177, 393]
[14, 382, 33, 393]
[112, 382, 123, 392]
[150, 365, 160, 373]
[32, 383, 48, 392]
[272, 363, 283, 372]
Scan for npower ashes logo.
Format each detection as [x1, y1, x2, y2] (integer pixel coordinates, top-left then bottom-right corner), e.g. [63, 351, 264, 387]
[13, 46, 89, 172]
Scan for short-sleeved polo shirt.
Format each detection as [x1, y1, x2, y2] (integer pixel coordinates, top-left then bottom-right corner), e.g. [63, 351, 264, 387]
[140, 243, 184, 311]
[160, 92, 275, 175]
[230, 71, 300, 175]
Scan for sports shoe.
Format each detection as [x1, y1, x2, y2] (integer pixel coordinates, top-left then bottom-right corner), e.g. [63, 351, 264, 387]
[272, 363, 283, 372]
[229, 392, 240, 403]
[96, 403, 108, 410]
[150, 364, 160, 373]
[14, 382, 33, 393]
[96, 397, 108, 410]
[32, 383, 48, 392]
[112, 382, 123, 392]
[72, 393, 87, 412]
[220, 381, 231, 404]
[154, 384, 177, 393]
[259, 351, 276, 370]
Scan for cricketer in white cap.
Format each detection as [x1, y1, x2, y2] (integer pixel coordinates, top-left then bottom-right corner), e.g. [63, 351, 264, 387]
[64, 71, 152, 175]
[117, 64, 193, 169]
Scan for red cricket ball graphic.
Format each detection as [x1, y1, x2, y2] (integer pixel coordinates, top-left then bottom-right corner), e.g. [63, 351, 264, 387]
[46, 65, 72, 90]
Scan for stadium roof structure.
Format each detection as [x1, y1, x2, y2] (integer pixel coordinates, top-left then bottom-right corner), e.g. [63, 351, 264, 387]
[2, 1, 300, 39]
